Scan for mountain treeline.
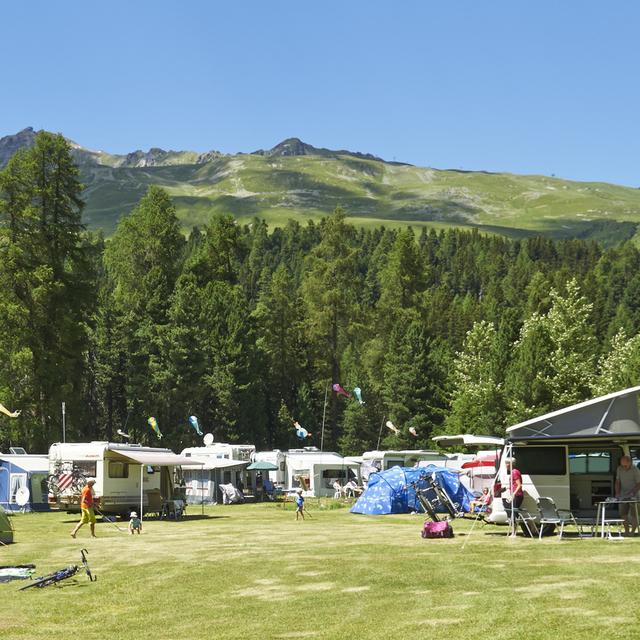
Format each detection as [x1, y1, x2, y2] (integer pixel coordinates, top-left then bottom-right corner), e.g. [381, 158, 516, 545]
[2, 133, 640, 454]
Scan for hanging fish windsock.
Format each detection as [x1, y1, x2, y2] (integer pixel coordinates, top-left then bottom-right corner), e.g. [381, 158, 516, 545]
[332, 383, 351, 399]
[0, 403, 21, 418]
[294, 421, 311, 440]
[385, 420, 399, 435]
[189, 415, 203, 436]
[409, 426, 418, 438]
[148, 416, 162, 439]
[353, 387, 365, 405]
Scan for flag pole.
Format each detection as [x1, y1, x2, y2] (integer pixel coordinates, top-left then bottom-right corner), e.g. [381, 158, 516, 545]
[376, 415, 386, 450]
[320, 382, 329, 452]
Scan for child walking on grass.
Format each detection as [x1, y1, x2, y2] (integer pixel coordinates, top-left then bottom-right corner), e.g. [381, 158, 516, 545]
[295, 489, 305, 521]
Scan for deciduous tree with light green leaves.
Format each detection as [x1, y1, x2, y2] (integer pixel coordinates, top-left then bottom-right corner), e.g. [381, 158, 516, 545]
[443, 320, 506, 436]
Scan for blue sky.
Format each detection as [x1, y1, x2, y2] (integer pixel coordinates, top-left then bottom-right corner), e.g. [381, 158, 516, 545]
[1, 1, 638, 185]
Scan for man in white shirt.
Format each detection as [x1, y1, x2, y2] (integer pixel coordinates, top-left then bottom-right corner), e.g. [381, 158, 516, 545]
[615, 455, 640, 536]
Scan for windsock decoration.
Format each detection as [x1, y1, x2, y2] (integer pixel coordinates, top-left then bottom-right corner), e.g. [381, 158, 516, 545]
[353, 387, 365, 405]
[409, 426, 418, 438]
[148, 416, 162, 439]
[0, 403, 21, 418]
[117, 429, 131, 439]
[294, 421, 311, 440]
[189, 415, 203, 436]
[332, 383, 351, 399]
[385, 420, 399, 435]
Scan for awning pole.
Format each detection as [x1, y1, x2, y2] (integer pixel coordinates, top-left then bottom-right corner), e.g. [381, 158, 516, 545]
[140, 464, 143, 523]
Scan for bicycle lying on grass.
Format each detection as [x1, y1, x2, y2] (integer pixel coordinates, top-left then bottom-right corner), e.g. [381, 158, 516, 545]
[19, 549, 96, 590]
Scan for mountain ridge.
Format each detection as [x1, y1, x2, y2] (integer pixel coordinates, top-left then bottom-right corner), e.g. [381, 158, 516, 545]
[1, 127, 640, 245]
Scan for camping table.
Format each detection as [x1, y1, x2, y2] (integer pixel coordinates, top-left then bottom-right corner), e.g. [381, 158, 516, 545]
[595, 499, 640, 539]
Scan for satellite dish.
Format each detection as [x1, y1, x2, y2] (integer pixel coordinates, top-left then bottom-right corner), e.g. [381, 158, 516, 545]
[15, 486, 30, 507]
[203, 433, 214, 446]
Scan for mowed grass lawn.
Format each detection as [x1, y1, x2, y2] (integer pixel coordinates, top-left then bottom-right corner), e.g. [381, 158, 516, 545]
[1, 501, 638, 640]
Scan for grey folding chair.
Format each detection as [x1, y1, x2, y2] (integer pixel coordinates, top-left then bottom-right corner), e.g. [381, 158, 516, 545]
[536, 496, 580, 539]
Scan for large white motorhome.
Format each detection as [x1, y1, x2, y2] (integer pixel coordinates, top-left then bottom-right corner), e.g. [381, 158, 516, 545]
[490, 386, 640, 523]
[48, 441, 198, 517]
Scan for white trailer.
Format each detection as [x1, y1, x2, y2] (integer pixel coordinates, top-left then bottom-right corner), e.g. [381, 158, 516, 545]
[252, 447, 360, 497]
[48, 441, 199, 517]
[282, 448, 360, 497]
[181, 445, 250, 504]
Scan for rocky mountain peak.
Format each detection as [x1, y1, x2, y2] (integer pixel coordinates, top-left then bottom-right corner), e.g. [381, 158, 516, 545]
[0, 127, 38, 166]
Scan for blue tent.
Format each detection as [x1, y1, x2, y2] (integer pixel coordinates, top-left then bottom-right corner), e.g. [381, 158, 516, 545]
[350, 465, 474, 515]
[0, 455, 50, 512]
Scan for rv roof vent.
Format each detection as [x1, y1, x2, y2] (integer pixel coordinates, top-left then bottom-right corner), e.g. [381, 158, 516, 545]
[9, 447, 27, 455]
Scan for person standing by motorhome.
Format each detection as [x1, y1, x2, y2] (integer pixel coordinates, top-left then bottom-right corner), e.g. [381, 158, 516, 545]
[615, 455, 640, 536]
[71, 478, 97, 538]
[295, 489, 305, 521]
[505, 459, 524, 511]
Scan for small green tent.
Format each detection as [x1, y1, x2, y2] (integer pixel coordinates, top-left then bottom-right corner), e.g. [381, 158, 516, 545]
[0, 505, 13, 544]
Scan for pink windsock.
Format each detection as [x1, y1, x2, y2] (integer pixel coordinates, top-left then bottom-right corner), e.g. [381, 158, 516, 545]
[332, 383, 351, 399]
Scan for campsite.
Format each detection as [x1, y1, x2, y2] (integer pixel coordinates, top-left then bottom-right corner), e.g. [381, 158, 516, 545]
[1, 502, 640, 640]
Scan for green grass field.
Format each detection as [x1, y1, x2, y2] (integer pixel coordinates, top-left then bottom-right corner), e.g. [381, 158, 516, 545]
[2, 503, 638, 639]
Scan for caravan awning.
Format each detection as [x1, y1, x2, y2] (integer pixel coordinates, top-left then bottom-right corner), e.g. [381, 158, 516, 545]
[432, 435, 504, 448]
[110, 450, 202, 467]
[201, 458, 249, 471]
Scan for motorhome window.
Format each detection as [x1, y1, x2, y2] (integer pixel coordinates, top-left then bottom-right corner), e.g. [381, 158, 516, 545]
[108, 461, 129, 478]
[384, 459, 403, 470]
[75, 461, 97, 476]
[513, 447, 566, 475]
[569, 451, 612, 475]
[322, 469, 348, 480]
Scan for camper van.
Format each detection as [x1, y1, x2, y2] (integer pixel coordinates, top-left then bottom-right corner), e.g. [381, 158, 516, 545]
[48, 441, 197, 517]
[490, 386, 640, 523]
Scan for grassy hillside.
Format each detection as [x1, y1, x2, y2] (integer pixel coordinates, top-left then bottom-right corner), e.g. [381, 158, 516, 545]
[78, 153, 640, 242]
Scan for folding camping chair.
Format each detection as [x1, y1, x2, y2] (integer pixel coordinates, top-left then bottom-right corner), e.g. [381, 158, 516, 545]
[536, 496, 584, 540]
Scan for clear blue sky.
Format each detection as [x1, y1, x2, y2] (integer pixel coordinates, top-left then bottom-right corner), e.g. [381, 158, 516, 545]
[1, 1, 638, 185]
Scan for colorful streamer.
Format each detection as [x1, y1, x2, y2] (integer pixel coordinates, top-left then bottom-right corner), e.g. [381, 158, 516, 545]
[332, 383, 351, 399]
[148, 416, 162, 439]
[294, 421, 311, 440]
[385, 420, 399, 435]
[0, 403, 21, 418]
[189, 415, 203, 436]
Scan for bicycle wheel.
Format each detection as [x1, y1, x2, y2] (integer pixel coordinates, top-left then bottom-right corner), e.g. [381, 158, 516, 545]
[71, 473, 87, 493]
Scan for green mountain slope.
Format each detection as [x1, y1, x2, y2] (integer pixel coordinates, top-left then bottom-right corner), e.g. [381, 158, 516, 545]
[3, 128, 640, 242]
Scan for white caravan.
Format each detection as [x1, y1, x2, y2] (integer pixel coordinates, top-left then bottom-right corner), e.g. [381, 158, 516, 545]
[251, 449, 287, 485]
[48, 441, 198, 517]
[252, 447, 360, 497]
[283, 448, 361, 497]
[490, 386, 640, 523]
[181, 442, 252, 504]
[360, 450, 453, 481]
